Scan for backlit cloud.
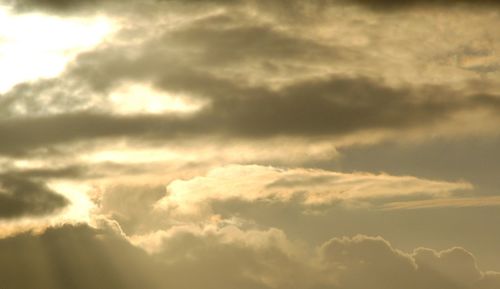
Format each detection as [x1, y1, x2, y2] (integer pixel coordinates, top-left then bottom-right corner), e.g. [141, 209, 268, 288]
[0, 0, 499, 285]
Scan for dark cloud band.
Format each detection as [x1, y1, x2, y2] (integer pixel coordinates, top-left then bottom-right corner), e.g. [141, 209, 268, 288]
[1, 77, 499, 156]
[0, 174, 68, 219]
[4, 0, 500, 15]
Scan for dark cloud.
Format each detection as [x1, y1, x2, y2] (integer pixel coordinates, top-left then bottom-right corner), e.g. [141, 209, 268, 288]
[345, 0, 500, 10]
[5, 0, 500, 16]
[0, 174, 68, 219]
[1, 78, 500, 156]
[58, 14, 351, 97]
[4, 0, 114, 14]
[0, 221, 499, 289]
[161, 17, 347, 67]
[0, 7, 496, 157]
[0, 223, 320, 289]
[0, 224, 163, 289]
[1, 4, 496, 157]
[0, 0, 302, 18]
[321, 235, 498, 289]
[202, 81, 498, 139]
[9, 166, 87, 179]
[0, 78, 98, 117]
[0, 112, 188, 156]
[2, 0, 239, 15]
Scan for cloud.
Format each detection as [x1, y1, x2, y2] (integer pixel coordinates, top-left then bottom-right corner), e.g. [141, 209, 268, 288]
[0, 174, 69, 219]
[134, 224, 320, 289]
[3, 0, 122, 14]
[154, 164, 472, 216]
[3, 165, 88, 179]
[320, 235, 498, 289]
[0, 224, 163, 289]
[2, 78, 500, 157]
[131, 223, 500, 289]
[383, 196, 500, 210]
[0, 0, 498, 285]
[0, 220, 499, 289]
[6, 0, 500, 16]
[95, 184, 169, 235]
[1, 3, 499, 159]
[159, 14, 350, 67]
[321, 235, 418, 288]
[413, 246, 482, 287]
[0, 222, 321, 289]
[344, 0, 500, 11]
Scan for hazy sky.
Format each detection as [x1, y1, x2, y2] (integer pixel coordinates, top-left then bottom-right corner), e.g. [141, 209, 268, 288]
[0, 0, 499, 288]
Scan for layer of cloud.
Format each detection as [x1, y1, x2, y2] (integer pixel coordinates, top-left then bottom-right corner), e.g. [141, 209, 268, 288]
[0, 174, 68, 219]
[0, 224, 163, 289]
[3, 222, 497, 289]
[321, 235, 499, 289]
[345, 0, 500, 10]
[2, 81, 500, 157]
[0, 6, 498, 158]
[6, 0, 500, 16]
[155, 164, 472, 216]
[383, 196, 500, 210]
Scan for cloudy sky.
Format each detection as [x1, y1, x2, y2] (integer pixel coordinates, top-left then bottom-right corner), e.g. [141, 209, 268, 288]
[0, 0, 500, 288]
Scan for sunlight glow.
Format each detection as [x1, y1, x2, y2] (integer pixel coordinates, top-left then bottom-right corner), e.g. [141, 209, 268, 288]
[84, 148, 185, 164]
[0, 181, 95, 238]
[0, 6, 113, 93]
[109, 83, 205, 114]
[48, 181, 95, 223]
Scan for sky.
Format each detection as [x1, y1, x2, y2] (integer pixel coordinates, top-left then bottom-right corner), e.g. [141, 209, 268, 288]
[0, 0, 499, 288]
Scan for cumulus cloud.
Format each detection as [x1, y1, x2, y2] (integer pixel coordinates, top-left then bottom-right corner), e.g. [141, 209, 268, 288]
[121, 222, 500, 289]
[320, 235, 497, 289]
[134, 224, 320, 289]
[1, 218, 499, 289]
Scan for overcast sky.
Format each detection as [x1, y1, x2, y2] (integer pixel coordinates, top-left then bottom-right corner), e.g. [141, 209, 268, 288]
[0, 0, 499, 288]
